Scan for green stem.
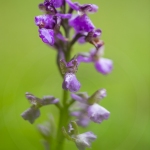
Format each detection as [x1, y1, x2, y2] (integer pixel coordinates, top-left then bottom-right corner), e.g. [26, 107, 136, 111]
[54, 91, 70, 150]
[54, 48, 71, 150]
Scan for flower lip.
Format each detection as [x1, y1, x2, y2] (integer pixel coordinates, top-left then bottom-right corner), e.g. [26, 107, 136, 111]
[75, 131, 97, 149]
[87, 103, 110, 123]
[62, 73, 81, 92]
[39, 28, 55, 45]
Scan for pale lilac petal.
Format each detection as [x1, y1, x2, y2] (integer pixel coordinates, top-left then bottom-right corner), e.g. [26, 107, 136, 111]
[94, 58, 113, 74]
[62, 73, 81, 92]
[39, 28, 55, 45]
[87, 103, 110, 123]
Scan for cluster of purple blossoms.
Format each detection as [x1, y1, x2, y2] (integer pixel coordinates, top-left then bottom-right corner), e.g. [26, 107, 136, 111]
[21, 0, 113, 150]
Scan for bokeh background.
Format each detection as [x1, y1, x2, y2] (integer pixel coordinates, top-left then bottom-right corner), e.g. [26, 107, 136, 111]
[0, 0, 150, 149]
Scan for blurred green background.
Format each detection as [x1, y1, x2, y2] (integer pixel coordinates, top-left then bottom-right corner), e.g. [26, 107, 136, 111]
[0, 0, 150, 149]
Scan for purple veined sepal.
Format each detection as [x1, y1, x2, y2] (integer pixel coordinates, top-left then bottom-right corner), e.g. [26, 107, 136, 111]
[78, 4, 98, 15]
[39, 2, 57, 15]
[69, 14, 95, 33]
[39, 0, 64, 13]
[21, 92, 59, 124]
[85, 29, 102, 46]
[35, 14, 55, 29]
[66, 0, 98, 15]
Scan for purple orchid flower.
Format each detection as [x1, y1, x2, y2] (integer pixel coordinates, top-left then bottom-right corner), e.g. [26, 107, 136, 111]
[71, 89, 110, 124]
[87, 103, 110, 123]
[75, 131, 97, 150]
[39, 0, 64, 12]
[60, 59, 81, 92]
[21, 93, 59, 124]
[35, 14, 70, 45]
[77, 43, 113, 75]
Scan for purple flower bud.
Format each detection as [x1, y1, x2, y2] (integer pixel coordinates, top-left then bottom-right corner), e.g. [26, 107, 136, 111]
[62, 73, 81, 92]
[39, 28, 55, 45]
[87, 103, 110, 123]
[69, 14, 95, 33]
[75, 132, 97, 149]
